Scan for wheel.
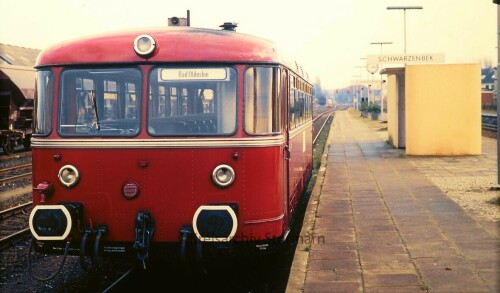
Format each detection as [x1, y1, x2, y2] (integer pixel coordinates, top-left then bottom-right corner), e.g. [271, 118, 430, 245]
[23, 135, 31, 149]
[2, 135, 15, 155]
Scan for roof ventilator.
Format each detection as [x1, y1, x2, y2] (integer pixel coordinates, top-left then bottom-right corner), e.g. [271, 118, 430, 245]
[220, 22, 238, 31]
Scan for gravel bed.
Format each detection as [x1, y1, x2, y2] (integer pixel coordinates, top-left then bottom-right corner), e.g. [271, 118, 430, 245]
[0, 152, 33, 209]
[423, 175, 500, 222]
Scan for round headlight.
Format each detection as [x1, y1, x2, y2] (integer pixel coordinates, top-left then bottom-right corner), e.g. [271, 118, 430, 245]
[29, 205, 72, 240]
[212, 164, 235, 187]
[58, 165, 80, 188]
[134, 34, 156, 57]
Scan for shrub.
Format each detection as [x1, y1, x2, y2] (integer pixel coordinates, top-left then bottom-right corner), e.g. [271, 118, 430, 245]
[367, 103, 381, 113]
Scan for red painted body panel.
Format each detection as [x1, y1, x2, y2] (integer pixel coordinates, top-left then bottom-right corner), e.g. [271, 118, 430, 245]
[288, 126, 314, 214]
[36, 27, 281, 67]
[32, 146, 287, 242]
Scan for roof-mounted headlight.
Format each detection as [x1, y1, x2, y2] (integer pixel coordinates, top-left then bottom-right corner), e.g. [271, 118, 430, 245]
[134, 34, 156, 57]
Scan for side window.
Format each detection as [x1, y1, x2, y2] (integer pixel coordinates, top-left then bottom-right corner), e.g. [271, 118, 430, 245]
[244, 66, 281, 134]
[289, 76, 296, 130]
[34, 70, 54, 135]
[280, 70, 288, 131]
[295, 91, 299, 126]
[288, 74, 312, 128]
[289, 89, 295, 130]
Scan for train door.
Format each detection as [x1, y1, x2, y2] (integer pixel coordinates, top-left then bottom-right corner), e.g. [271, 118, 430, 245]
[288, 74, 298, 219]
[282, 69, 291, 228]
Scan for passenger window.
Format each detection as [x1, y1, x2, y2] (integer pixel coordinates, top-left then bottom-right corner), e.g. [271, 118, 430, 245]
[34, 70, 54, 135]
[244, 66, 281, 134]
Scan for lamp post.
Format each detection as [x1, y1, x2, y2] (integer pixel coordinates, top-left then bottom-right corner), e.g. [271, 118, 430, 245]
[496, 2, 500, 186]
[355, 65, 366, 104]
[387, 6, 422, 54]
[370, 42, 393, 120]
[352, 74, 362, 110]
[359, 58, 368, 102]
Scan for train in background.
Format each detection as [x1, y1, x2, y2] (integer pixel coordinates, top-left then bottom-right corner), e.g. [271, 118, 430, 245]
[316, 96, 327, 106]
[316, 96, 333, 107]
[27, 16, 314, 279]
[0, 48, 39, 154]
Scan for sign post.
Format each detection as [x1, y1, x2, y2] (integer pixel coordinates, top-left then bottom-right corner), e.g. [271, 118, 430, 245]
[366, 64, 379, 103]
[496, 3, 500, 187]
[370, 42, 393, 121]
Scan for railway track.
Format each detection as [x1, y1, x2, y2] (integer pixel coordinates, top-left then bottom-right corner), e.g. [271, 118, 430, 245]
[0, 163, 32, 185]
[0, 201, 32, 250]
[482, 113, 497, 133]
[0, 151, 33, 251]
[100, 266, 139, 292]
[482, 123, 497, 132]
[0, 148, 31, 158]
[313, 109, 335, 144]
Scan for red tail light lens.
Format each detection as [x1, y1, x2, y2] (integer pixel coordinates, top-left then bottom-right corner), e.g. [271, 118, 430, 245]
[122, 181, 140, 199]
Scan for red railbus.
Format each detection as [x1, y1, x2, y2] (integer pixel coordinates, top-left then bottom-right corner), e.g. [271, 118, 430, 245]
[28, 21, 313, 276]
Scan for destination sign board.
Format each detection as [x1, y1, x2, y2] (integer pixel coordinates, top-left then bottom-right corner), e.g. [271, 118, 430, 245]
[367, 54, 445, 65]
[160, 68, 229, 81]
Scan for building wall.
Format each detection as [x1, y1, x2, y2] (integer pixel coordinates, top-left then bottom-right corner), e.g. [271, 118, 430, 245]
[385, 68, 406, 148]
[481, 91, 495, 107]
[405, 64, 481, 155]
[387, 74, 399, 148]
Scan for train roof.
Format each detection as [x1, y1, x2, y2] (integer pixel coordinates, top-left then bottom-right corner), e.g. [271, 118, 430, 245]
[0, 44, 40, 67]
[0, 64, 36, 101]
[36, 27, 283, 67]
[35, 26, 311, 82]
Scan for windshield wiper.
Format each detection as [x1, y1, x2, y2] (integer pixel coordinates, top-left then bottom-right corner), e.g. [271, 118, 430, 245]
[89, 90, 101, 130]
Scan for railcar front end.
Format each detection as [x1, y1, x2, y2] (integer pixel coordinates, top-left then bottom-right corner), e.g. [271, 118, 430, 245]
[28, 27, 313, 273]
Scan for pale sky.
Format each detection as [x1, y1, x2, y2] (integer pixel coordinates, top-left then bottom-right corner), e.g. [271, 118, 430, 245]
[0, 0, 497, 89]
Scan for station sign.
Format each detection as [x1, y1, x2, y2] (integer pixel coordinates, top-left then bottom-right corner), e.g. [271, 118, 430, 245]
[350, 80, 382, 87]
[367, 54, 445, 65]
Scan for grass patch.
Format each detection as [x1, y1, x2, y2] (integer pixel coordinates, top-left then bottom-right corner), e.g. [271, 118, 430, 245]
[302, 115, 333, 200]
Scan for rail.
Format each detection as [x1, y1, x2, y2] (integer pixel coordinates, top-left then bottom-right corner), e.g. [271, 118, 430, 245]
[482, 113, 497, 133]
[0, 163, 32, 185]
[0, 163, 32, 175]
[313, 111, 335, 145]
[0, 172, 32, 185]
[0, 202, 32, 250]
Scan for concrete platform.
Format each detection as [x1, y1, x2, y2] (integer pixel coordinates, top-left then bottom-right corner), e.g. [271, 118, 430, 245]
[286, 110, 499, 293]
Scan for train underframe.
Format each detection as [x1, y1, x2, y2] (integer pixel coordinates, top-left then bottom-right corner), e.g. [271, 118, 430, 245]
[29, 208, 293, 277]
[0, 129, 31, 154]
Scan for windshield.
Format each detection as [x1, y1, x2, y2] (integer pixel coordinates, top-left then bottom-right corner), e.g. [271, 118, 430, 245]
[58, 68, 142, 137]
[34, 70, 54, 135]
[148, 67, 237, 136]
